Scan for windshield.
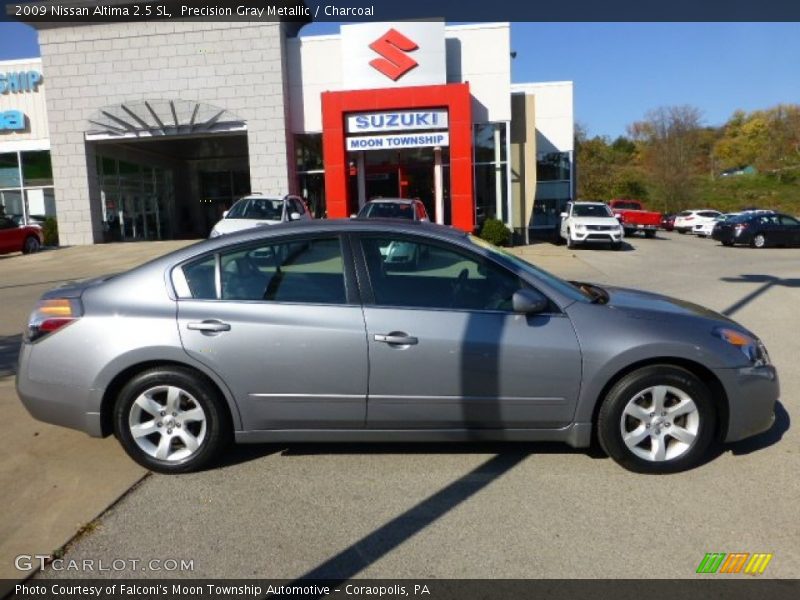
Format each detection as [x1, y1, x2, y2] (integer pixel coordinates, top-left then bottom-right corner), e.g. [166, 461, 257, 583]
[468, 235, 590, 303]
[362, 202, 415, 220]
[226, 197, 284, 220]
[573, 204, 613, 218]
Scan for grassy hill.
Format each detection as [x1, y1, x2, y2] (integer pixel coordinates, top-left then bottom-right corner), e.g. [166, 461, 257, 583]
[695, 173, 800, 215]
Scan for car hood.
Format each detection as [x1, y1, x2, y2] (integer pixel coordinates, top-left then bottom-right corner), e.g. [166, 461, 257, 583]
[596, 284, 738, 326]
[571, 217, 620, 227]
[211, 218, 281, 235]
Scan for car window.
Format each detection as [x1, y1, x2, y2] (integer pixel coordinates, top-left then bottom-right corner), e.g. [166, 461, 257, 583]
[183, 238, 346, 304]
[572, 204, 613, 218]
[226, 197, 285, 220]
[678, 211, 693, 217]
[758, 215, 779, 226]
[364, 202, 415, 220]
[361, 236, 526, 312]
[0, 217, 16, 230]
[779, 215, 799, 227]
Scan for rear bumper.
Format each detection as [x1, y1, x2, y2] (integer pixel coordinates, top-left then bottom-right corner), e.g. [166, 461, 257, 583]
[15, 343, 103, 437]
[714, 365, 779, 442]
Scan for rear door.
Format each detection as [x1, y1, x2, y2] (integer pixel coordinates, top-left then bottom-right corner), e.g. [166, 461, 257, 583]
[175, 234, 369, 430]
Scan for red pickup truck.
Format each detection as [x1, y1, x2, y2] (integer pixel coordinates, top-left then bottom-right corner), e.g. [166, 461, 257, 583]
[608, 199, 662, 238]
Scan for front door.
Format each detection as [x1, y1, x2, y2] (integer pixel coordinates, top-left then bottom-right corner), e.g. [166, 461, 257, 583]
[177, 235, 368, 430]
[355, 234, 582, 429]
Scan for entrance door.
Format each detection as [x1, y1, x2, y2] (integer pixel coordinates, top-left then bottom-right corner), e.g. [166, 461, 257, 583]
[360, 148, 439, 220]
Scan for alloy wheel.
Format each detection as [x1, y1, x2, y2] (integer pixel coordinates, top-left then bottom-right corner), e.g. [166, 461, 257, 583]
[619, 385, 699, 462]
[128, 385, 207, 461]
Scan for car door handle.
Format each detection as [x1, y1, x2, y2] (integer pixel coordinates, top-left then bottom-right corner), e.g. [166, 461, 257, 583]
[187, 320, 231, 333]
[374, 333, 418, 345]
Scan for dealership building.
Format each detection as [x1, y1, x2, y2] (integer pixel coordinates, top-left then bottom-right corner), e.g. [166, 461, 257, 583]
[3, 16, 574, 245]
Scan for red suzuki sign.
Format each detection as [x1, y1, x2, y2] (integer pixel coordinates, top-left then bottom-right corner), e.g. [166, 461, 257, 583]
[341, 22, 446, 89]
[368, 29, 419, 81]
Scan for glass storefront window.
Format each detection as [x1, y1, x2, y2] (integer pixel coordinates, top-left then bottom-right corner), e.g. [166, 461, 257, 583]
[295, 134, 323, 172]
[474, 163, 508, 223]
[0, 153, 20, 188]
[22, 151, 53, 187]
[537, 151, 571, 182]
[474, 123, 507, 164]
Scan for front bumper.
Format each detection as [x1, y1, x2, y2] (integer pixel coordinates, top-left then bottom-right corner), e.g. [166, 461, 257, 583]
[714, 365, 779, 442]
[570, 231, 623, 244]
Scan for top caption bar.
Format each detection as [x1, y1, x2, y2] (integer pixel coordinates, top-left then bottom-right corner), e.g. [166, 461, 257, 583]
[4, 0, 800, 22]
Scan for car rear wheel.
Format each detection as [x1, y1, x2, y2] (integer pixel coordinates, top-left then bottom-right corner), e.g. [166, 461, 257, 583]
[644, 230, 656, 239]
[597, 365, 716, 474]
[114, 367, 231, 474]
[22, 236, 41, 254]
[752, 233, 767, 248]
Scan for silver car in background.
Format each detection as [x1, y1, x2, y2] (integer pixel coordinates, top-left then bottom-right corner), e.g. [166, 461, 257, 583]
[17, 220, 777, 474]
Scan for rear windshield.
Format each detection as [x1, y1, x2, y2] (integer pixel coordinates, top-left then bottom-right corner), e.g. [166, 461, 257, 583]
[612, 201, 640, 210]
[678, 211, 693, 217]
[362, 202, 415, 220]
[573, 204, 613, 218]
[226, 197, 284, 220]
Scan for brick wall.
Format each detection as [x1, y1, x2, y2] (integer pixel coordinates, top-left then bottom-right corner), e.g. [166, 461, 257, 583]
[37, 21, 293, 244]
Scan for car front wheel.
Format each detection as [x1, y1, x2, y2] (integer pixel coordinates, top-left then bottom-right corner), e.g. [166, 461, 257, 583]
[751, 233, 767, 248]
[114, 367, 231, 474]
[22, 236, 41, 254]
[597, 365, 716, 474]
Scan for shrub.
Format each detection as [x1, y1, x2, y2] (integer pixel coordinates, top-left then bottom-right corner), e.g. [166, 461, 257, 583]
[42, 217, 59, 247]
[479, 218, 512, 247]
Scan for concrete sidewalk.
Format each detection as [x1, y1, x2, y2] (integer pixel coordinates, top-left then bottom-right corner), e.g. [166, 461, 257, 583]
[0, 241, 194, 581]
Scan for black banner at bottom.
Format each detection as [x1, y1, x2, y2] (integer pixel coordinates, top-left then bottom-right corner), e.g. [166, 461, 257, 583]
[3, 579, 800, 600]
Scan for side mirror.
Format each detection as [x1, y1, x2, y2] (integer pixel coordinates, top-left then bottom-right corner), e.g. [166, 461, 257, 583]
[222, 210, 229, 218]
[289, 212, 301, 221]
[512, 288, 548, 315]
[560, 212, 568, 218]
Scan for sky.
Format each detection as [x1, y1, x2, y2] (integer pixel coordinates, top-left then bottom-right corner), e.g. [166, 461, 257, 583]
[1, 21, 798, 138]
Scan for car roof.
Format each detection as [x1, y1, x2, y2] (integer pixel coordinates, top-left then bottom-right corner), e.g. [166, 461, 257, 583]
[365, 198, 417, 205]
[572, 201, 608, 206]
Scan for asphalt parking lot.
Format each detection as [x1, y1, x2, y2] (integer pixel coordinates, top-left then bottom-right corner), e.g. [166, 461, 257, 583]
[2, 232, 797, 581]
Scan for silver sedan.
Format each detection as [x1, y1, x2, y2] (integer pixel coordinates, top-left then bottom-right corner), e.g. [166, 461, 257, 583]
[16, 220, 778, 474]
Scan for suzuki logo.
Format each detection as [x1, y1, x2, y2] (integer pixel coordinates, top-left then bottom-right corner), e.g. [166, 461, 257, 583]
[368, 29, 419, 81]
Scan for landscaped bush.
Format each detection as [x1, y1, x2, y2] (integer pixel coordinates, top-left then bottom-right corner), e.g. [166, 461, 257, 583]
[479, 218, 512, 247]
[42, 217, 59, 247]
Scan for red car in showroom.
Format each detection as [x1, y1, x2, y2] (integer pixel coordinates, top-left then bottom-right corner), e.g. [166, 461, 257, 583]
[0, 216, 43, 256]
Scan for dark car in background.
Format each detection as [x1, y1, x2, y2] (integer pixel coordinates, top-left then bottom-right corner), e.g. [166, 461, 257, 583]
[661, 214, 675, 231]
[712, 212, 800, 248]
[356, 198, 430, 222]
[0, 216, 43, 255]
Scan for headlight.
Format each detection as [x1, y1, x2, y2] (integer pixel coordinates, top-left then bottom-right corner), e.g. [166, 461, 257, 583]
[575, 224, 586, 232]
[209, 229, 221, 238]
[713, 327, 770, 366]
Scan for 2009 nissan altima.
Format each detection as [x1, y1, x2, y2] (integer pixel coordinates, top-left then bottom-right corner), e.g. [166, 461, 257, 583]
[16, 220, 778, 474]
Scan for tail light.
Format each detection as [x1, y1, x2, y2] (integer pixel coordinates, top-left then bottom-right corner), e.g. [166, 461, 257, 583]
[735, 223, 749, 236]
[25, 298, 82, 342]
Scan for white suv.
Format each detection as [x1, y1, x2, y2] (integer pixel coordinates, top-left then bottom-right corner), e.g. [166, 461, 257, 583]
[209, 194, 310, 238]
[560, 201, 624, 250]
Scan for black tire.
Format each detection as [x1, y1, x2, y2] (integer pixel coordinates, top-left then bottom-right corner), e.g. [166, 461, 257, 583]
[751, 233, 767, 249]
[677, 229, 686, 235]
[644, 229, 656, 239]
[566, 231, 575, 249]
[22, 236, 41, 254]
[722, 240, 734, 247]
[597, 365, 716, 474]
[113, 367, 231, 474]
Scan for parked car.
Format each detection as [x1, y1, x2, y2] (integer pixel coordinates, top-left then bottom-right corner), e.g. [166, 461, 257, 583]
[661, 214, 676, 232]
[560, 201, 624, 249]
[694, 213, 739, 238]
[0, 216, 43, 255]
[608, 199, 662, 238]
[17, 220, 777, 475]
[673, 210, 722, 234]
[712, 212, 800, 248]
[356, 198, 430, 222]
[209, 194, 310, 238]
